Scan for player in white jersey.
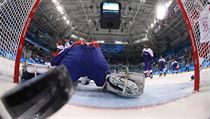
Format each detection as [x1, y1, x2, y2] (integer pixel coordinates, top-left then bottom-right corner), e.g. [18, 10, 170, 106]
[158, 56, 167, 76]
[64, 38, 71, 49]
[142, 43, 154, 78]
[56, 40, 64, 51]
[171, 59, 180, 74]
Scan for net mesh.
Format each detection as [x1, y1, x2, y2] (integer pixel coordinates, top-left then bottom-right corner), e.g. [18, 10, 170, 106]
[0, 0, 36, 81]
[180, 0, 210, 91]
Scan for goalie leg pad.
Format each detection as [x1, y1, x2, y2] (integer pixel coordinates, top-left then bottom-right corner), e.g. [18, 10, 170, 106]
[103, 73, 145, 97]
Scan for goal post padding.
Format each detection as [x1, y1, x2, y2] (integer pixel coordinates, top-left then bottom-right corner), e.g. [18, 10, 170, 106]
[0, 0, 41, 83]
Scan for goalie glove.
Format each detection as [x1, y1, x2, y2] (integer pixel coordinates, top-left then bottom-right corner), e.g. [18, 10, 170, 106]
[103, 73, 145, 97]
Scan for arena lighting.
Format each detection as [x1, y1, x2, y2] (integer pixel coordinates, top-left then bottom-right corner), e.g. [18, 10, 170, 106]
[88, 19, 92, 22]
[71, 34, 78, 39]
[63, 16, 67, 20]
[97, 40, 104, 43]
[115, 41, 124, 44]
[156, 4, 167, 20]
[56, 5, 63, 13]
[156, 1, 173, 20]
[141, 0, 145, 3]
[141, 37, 148, 41]
[52, 0, 58, 4]
[59, 10, 64, 15]
[151, 23, 154, 28]
[135, 39, 141, 43]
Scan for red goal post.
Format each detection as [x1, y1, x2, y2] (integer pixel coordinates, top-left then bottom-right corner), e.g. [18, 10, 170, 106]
[177, 0, 210, 91]
[0, 0, 41, 83]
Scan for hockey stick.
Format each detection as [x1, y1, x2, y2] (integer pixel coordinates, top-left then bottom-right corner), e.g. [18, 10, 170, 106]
[1, 65, 74, 119]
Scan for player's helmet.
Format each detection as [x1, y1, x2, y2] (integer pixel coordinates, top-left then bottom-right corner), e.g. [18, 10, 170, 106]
[144, 42, 149, 48]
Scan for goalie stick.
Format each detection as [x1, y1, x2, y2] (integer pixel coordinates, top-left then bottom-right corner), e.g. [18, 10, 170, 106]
[1, 65, 74, 119]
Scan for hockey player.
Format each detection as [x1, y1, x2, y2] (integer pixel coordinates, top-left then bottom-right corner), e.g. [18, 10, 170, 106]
[185, 60, 190, 72]
[64, 38, 71, 49]
[171, 59, 179, 74]
[63, 38, 76, 49]
[51, 40, 145, 97]
[56, 40, 64, 51]
[142, 43, 154, 78]
[158, 56, 167, 76]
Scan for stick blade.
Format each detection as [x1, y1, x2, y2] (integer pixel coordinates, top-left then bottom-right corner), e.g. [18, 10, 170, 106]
[1, 65, 74, 119]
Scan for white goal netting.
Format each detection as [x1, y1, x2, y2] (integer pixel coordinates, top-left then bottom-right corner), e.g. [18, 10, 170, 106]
[178, 0, 210, 91]
[0, 0, 209, 92]
[0, 0, 39, 83]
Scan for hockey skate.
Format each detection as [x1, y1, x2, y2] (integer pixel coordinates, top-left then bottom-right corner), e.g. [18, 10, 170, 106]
[78, 76, 90, 85]
[163, 72, 166, 76]
[149, 73, 153, 79]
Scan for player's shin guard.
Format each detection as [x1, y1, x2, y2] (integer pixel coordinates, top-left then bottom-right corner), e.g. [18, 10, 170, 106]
[103, 73, 145, 97]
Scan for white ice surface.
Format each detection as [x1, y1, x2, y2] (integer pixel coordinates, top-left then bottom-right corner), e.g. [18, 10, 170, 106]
[0, 69, 209, 119]
[49, 71, 210, 119]
[49, 91, 210, 119]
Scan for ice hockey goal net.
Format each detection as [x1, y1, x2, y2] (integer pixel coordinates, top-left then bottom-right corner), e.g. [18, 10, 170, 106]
[178, 0, 210, 91]
[0, 0, 40, 83]
[0, 0, 209, 91]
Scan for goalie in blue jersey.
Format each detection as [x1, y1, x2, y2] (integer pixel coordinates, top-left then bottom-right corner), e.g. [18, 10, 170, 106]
[51, 40, 145, 97]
